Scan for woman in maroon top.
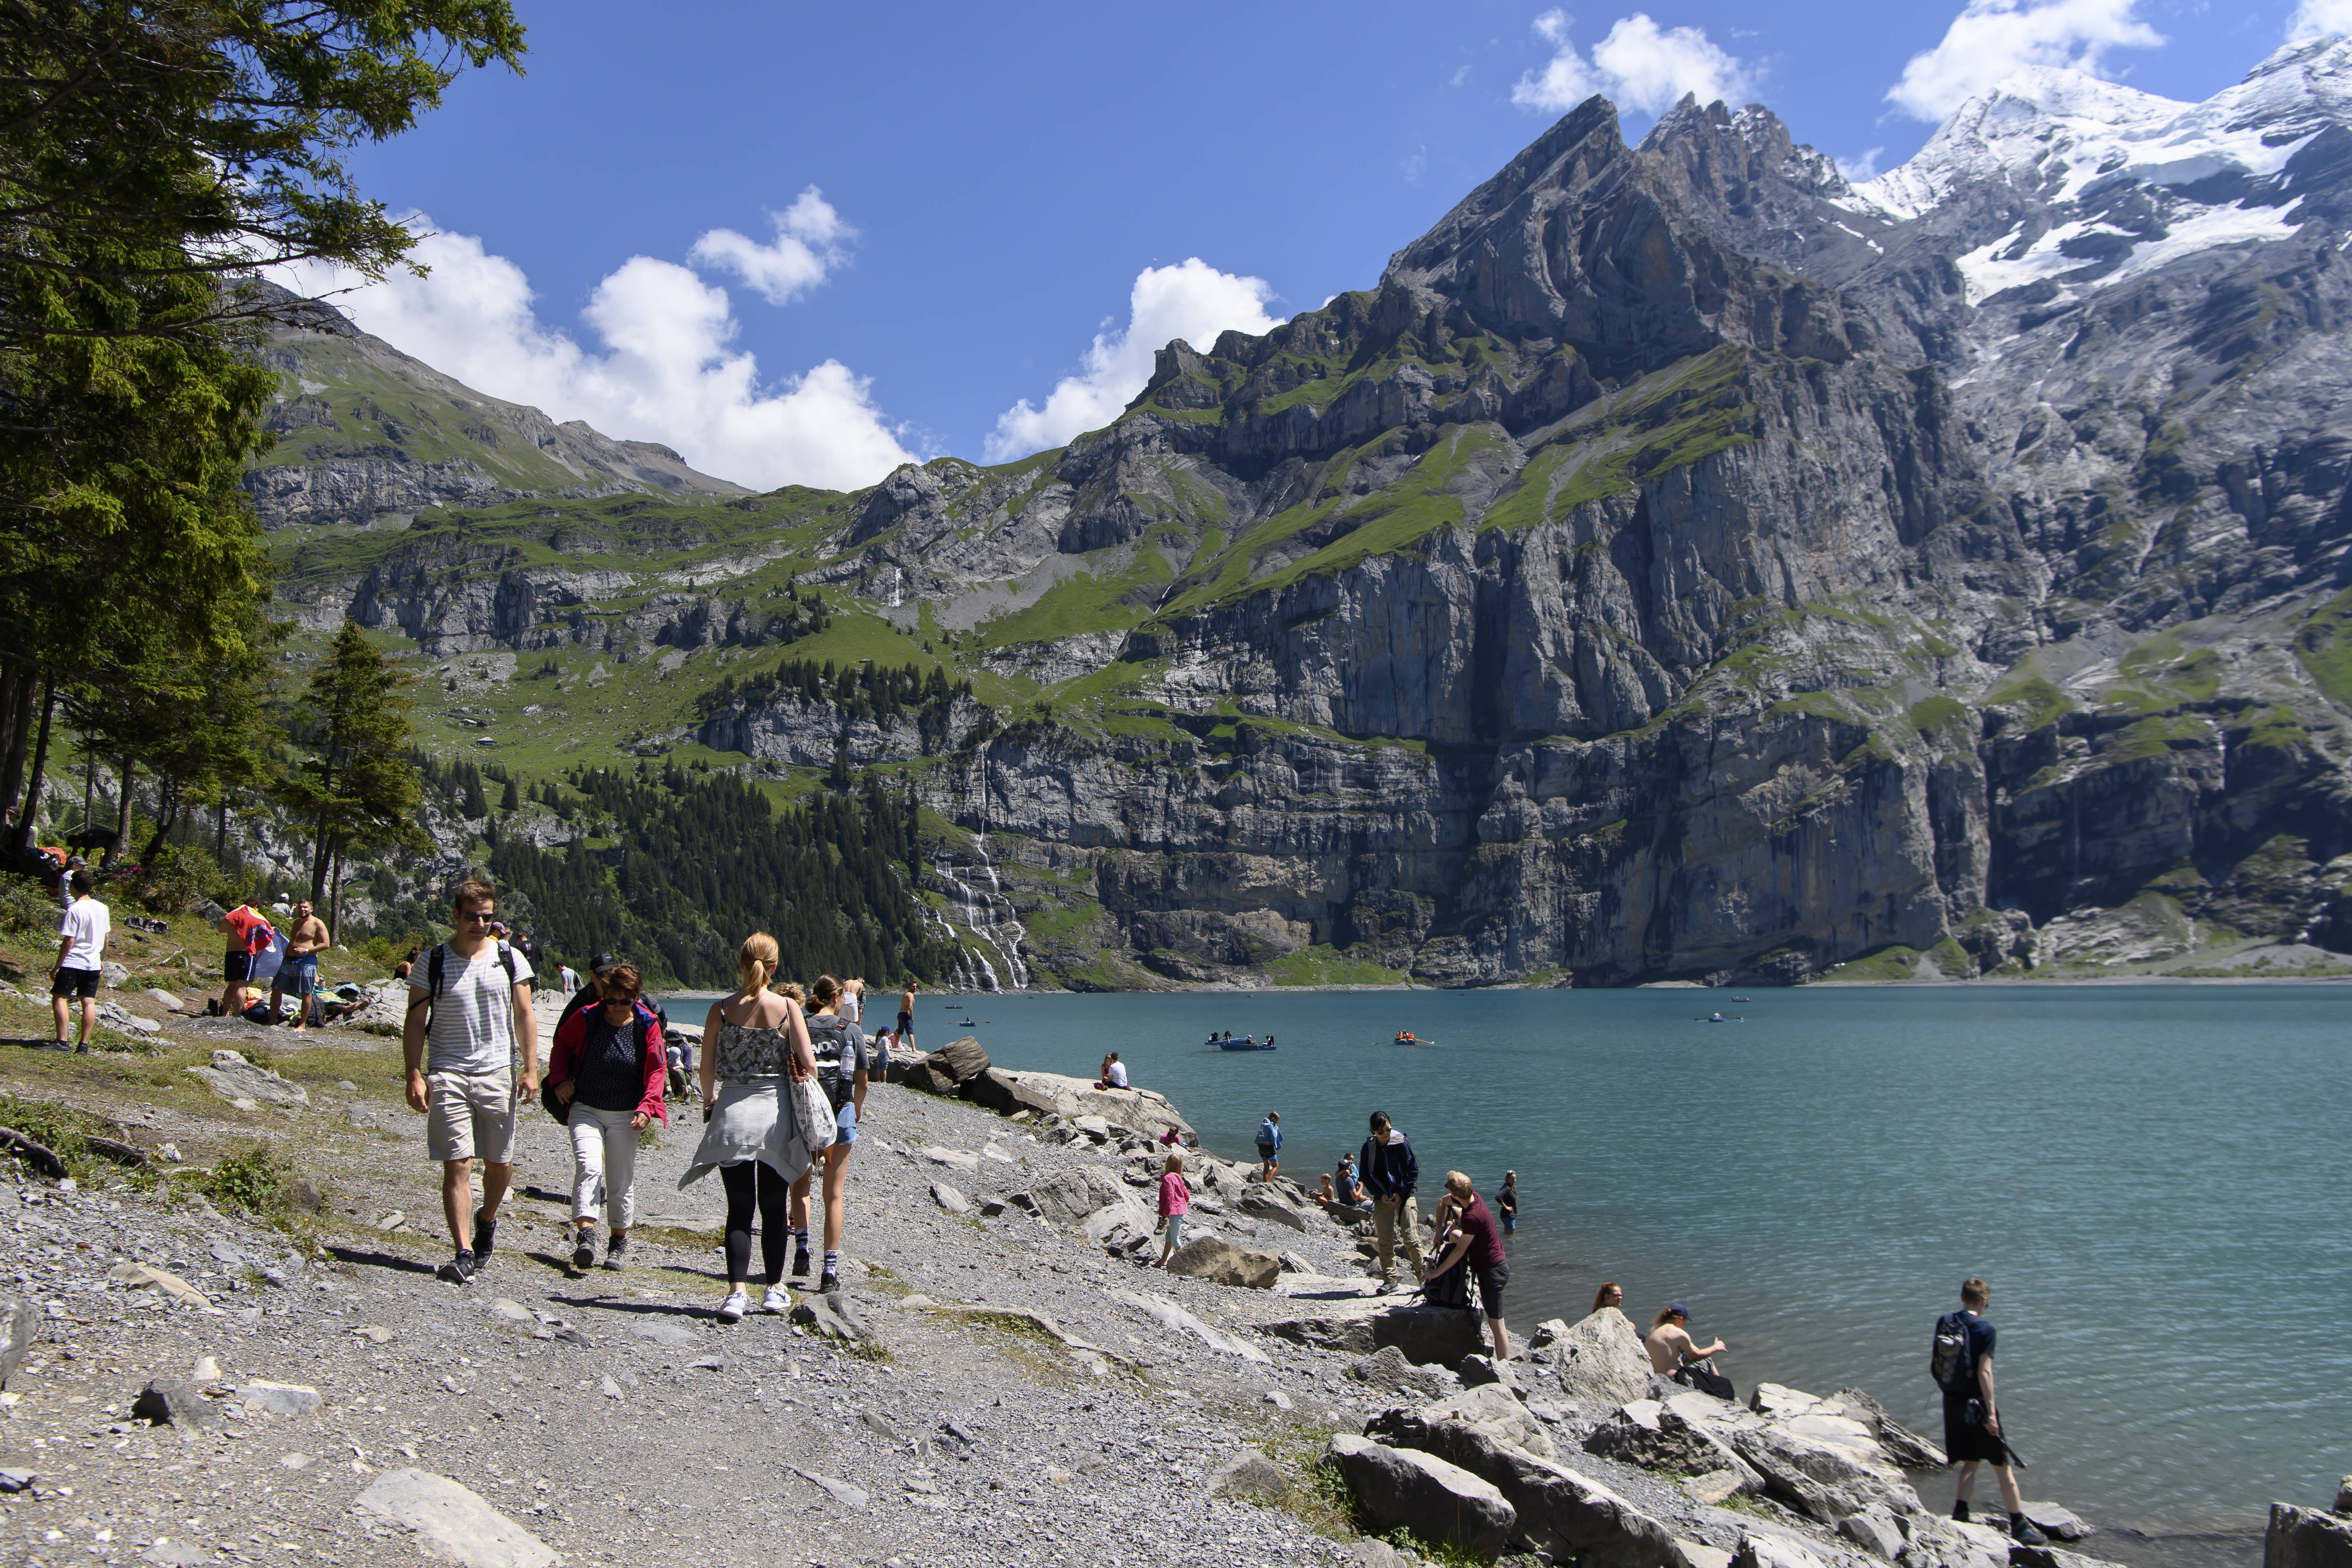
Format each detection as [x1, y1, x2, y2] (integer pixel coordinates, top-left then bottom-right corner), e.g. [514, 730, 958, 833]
[1428, 1170, 1511, 1361]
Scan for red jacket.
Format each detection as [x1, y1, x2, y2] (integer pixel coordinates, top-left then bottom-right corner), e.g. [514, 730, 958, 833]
[548, 1003, 667, 1124]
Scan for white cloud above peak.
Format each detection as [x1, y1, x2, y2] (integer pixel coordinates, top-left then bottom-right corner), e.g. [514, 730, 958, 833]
[1886, 0, 2166, 122]
[689, 186, 850, 305]
[2288, 0, 2352, 41]
[984, 259, 1283, 462]
[277, 213, 915, 493]
[1512, 9, 1755, 117]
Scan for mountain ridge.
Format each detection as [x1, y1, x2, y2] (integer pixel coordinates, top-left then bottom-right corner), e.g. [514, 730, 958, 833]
[259, 41, 2352, 989]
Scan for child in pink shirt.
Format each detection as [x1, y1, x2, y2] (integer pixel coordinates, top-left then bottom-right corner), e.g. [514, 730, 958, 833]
[1156, 1151, 1191, 1267]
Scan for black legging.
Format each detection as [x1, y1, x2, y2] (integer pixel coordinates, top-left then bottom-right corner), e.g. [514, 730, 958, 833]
[719, 1160, 789, 1285]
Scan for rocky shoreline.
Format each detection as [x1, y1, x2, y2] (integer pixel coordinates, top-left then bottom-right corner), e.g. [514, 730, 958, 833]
[0, 1006, 2332, 1568]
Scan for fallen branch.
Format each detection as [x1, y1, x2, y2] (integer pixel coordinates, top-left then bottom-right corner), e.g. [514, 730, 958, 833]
[0, 1125, 66, 1178]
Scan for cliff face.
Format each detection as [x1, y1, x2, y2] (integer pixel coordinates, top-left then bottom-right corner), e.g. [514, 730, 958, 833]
[276, 45, 2352, 987]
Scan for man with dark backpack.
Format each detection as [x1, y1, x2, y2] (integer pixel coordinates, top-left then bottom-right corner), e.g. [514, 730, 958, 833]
[404, 878, 539, 1284]
[1934, 1277, 2046, 1545]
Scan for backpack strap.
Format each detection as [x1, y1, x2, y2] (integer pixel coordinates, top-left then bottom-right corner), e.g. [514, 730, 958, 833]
[428, 943, 445, 997]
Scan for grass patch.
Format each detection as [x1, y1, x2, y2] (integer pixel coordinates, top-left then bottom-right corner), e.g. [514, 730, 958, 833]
[0, 1090, 115, 1179]
[1262, 945, 1408, 986]
[196, 1142, 293, 1214]
[1819, 945, 1926, 982]
[2294, 587, 2352, 709]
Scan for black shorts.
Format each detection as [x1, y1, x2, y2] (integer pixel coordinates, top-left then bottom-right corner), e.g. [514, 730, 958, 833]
[1473, 1258, 1509, 1319]
[51, 966, 100, 1000]
[1257, 1142, 1278, 1163]
[1943, 1394, 2011, 1464]
[224, 951, 255, 983]
[897, 1010, 913, 1036]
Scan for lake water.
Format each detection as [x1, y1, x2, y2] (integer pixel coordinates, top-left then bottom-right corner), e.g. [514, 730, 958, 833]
[683, 983, 2349, 1551]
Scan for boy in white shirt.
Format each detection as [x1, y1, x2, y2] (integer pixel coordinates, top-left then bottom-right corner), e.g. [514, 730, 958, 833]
[50, 870, 110, 1052]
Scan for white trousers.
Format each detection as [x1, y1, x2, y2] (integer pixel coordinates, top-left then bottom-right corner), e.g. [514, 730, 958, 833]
[568, 1103, 640, 1230]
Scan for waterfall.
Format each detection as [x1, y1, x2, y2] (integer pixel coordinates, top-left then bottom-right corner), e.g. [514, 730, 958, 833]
[886, 568, 904, 609]
[972, 834, 1031, 989]
[936, 858, 1022, 992]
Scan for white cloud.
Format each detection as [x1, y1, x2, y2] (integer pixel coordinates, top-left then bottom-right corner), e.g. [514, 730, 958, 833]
[1448, 63, 1473, 87]
[1513, 10, 1755, 116]
[2288, 0, 2352, 39]
[687, 186, 849, 305]
[983, 258, 1283, 462]
[1837, 147, 1885, 181]
[1402, 144, 1430, 184]
[276, 216, 914, 493]
[1885, 0, 2165, 121]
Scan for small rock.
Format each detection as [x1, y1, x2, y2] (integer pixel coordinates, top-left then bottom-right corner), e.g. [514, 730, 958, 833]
[154, 1142, 182, 1163]
[189, 1356, 221, 1382]
[1458, 1353, 1519, 1392]
[1164, 1235, 1281, 1289]
[1838, 1503, 1905, 1557]
[1279, 1251, 1317, 1274]
[285, 1177, 326, 1214]
[793, 1467, 870, 1509]
[1348, 1345, 1458, 1400]
[600, 1376, 623, 1398]
[859, 1410, 902, 1444]
[184, 1050, 308, 1108]
[144, 989, 183, 1011]
[374, 1211, 406, 1232]
[133, 1378, 222, 1430]
[689, 1357, 726, 1371]
[1263, 1389, 1293, 1410]
[241, 1381, 320, 1416]
[1, 1293, 35, 1388]
[335, 1080, 358, 1092]
[354, 1325, 393, 1344]
[143, 1545, 207, 1568]
[489, 1299, 533, 1322]
[208, 1241, 246, 1267]
[1206, 1448, 1290, 1503]
[922, 1145, 980, 1172]
[354, 1467, 556, 1568]
[279, 1452, 312, 1470]
[629, 1320, 697, 1348]
[930, 1182, 971, 1216]
[2021, 1501, 2096, 1541]
[0, 1468, 34, 1494]
[790, 1293, 872, 1343]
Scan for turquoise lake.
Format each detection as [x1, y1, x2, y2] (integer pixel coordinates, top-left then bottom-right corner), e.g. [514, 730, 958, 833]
[687, 982, 2349, 1548]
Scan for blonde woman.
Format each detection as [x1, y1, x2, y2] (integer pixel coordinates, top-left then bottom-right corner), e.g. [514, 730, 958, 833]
[680, 934, 816, 1323]
[790, 975, 869, 1293]
[1425, 1170, 1512, 1362]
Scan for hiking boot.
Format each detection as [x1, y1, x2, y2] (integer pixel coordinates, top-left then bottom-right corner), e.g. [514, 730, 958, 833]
[1952, 1501, 1970, 1523]
[472, 1211, 497, 1264]
[571, 1232, 596, 1272]
[761, 1285, 791, 1315]
[602, 1235, 628, 1270]
[818, 1270, 841, 1294]
[716, 1288, 748, 1324]
[791, 1246, 811, 1278]
[2010, 1515, 2047, 1546]
[438, 1249, 476, 1284]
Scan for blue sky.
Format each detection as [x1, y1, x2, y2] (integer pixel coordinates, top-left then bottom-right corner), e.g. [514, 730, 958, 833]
[307, 0, 2338, 491]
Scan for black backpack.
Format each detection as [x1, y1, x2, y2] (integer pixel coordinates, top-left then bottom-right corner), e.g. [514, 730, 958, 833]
[1930, 1311, 1975, 1393]
[427, 939, 518, 999]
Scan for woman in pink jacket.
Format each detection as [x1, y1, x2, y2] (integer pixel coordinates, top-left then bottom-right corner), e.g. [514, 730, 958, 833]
[547, 962, 667, 1274]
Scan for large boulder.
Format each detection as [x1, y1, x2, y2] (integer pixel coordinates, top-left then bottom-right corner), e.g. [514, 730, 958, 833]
[1369, 1382, 1556, 1462]
[1029, 1165, 1127, 1226]
[1258, 1299, 1489, 1365]
[1368, 1407, 1678, 1568]
[1547, 1308, 1654, 1409]
[1235, 1188, 1312, 1231]
[1721, 1418, 1924, 1526]
[963, 1068, 1195, 1142]
[902, 1060, 962, 1096]
[185, 1050, 308, 1107]
[1204, 1448, 1290, 1504]
[2268, 1502, 2352, 1568]
[930, 1035, 990, 1085]
[1730, 1532, 1833, 1568]
[1165, 1235, 1281, 1290]
[1350, 1345, 1461, 1400]
[1582, 1399, 1761, 1492]
[1830, 1386, 1948, 1470]
[1321, 1434, 1514, 1559]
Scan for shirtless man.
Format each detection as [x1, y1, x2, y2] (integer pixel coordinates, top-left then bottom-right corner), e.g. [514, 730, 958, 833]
[270, 899, 331, 1031]
[1645, 1302, 1730, 1395]
[896, 978, 917, 1052]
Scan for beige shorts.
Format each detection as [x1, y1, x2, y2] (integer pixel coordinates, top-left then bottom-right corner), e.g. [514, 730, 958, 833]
[426, 1070, 517, 1165]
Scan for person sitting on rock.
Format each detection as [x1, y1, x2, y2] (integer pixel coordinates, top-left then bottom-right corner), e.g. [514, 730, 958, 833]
[1331, 1154, 1367, 1210]
[1155, 1150, 1191, 1267]
[1423, 1172, 1512, 1362]
[1095, 1051, 1129, 1091]
[1646, 1303, 1733, 1398]
[1591, 1281, 1624, 1313]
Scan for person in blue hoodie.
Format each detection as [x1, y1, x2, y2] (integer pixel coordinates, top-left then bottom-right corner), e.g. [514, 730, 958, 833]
[1256, 1111, 1283, 1181]
[1357, 1110, 1421, 1293]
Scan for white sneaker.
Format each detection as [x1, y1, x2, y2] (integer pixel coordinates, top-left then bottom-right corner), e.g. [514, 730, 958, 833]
[761, 1285, 791, 1315]
[716, 1288, 748, 1324]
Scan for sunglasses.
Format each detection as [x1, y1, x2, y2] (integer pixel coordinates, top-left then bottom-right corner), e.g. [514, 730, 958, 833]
[459, 911, 496, 923]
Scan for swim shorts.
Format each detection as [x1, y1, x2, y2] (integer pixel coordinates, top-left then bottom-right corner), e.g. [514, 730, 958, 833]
[50, 966, 99, 1000]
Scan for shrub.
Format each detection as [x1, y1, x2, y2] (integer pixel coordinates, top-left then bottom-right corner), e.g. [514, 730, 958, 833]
[200, 1143, 291, 1214]
[144, 844, 224, 912]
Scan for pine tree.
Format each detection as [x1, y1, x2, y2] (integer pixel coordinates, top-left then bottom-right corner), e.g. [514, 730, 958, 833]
[500, 775, 519, 812]
[277, 621, 427, 911]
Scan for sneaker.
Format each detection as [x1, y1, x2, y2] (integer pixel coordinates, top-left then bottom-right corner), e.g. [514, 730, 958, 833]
[1376, 1280, 1399, 1295]
[602, 1235, 628, 1270]
[2010, 1516, 2047, 1547]
[761, 1285, 791, 1315]
[571, 1232, 596, 1272]
[716, 1288, 749, 1324]
[818, 1270, 841, 1294]
[472, 1211, 497, 1264]
[1952, 1502, 1970, 1523]
[438, 1249, 476, 1284]
[791, 1246, 811, 1278]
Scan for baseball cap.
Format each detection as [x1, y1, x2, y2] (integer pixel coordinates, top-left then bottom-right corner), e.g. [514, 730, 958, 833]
[591, 953, 620, 973]
[1666, 1301, 1690, 1319]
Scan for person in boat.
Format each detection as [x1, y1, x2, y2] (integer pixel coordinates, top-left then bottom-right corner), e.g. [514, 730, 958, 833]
[1708, 1011, 1726, 1022]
